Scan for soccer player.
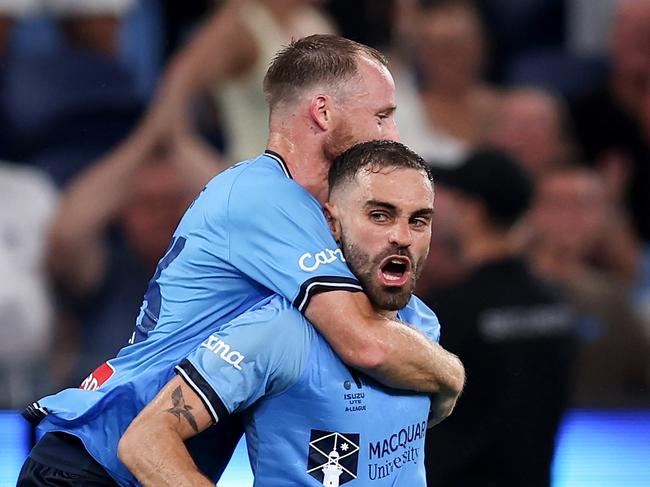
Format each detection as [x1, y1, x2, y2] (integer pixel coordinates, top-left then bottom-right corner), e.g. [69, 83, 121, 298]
[19, 35, 463, 485]
[119, 140, 464, 486]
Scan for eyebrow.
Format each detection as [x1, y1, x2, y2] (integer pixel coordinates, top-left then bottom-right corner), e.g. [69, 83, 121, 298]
[378, 106, 397, 116]
[364, 200, 434, 217]
[411, 208, 435, 218]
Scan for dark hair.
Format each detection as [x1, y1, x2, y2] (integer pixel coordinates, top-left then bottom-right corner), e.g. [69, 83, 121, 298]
[263, 34, 387, 109]
[432, 148, 532, 229]
[419, 0, 478, 13]
[329, 140, 432, 195]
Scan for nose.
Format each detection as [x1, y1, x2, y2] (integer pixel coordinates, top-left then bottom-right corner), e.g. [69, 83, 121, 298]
[388, 218, 412, 247]
[383, 119, 400, 142]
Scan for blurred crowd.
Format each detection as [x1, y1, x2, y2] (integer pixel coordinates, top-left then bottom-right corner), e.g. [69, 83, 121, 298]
[0, 0, 649, 481]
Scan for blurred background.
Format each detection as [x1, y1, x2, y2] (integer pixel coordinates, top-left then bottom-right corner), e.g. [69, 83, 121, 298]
[0, 0, 648, 485]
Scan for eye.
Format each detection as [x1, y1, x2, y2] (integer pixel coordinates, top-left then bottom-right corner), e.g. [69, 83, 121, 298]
[410, 217, 431, 229]
[370, 211, 390, 223]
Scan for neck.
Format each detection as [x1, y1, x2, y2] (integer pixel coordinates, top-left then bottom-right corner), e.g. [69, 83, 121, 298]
[267, 130, 331, 205]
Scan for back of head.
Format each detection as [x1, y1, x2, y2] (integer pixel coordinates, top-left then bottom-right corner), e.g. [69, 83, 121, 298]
[419, 0, 479, 16]
[263, 34, 387, 110]
[434, 149, 533, 229]
[328, 140, 432, 197]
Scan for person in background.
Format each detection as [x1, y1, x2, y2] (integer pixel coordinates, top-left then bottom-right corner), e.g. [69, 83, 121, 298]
[526, 165, 650, 406]
[393, 0, 497, 167]
[145, 0, 335, 167]
[569, 0, 650, 243]
[0, 0, 138, 163]
[423, 149, 577, 487]
[0, 161, 58, 408]
[0, 0, 133, 58]
[489, 86, 577, 177]
[46, 117, 216, 387]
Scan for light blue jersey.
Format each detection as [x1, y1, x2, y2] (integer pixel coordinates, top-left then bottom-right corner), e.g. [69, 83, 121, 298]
[24, 151, 362, 485]
[179, 294, 440, 486]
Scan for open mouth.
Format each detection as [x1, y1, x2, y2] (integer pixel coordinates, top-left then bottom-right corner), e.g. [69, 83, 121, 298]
[378, 255, 412, 287]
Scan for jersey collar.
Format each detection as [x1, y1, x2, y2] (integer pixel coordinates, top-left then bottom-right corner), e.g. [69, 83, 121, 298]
[264, 150, 293, 179]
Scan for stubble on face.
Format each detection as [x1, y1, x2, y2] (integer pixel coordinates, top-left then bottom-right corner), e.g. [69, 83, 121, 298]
[323, 117, 362, 163]
[339, 228, 426, 311]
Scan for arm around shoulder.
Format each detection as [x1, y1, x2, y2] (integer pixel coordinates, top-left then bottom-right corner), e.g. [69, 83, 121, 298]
[305, 290, 465, 395]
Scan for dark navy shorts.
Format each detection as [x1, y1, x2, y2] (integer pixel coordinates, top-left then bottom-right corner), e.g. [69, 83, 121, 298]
[16, 431, 118, 486]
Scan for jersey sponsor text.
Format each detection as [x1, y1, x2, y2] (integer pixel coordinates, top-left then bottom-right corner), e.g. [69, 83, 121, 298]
[200, 335, 245, 370]
[299, 248, 346, 272]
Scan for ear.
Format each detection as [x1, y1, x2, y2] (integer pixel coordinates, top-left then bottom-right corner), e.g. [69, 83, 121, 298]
[323, 202, 342, 242]
[309, 94, 331, 131]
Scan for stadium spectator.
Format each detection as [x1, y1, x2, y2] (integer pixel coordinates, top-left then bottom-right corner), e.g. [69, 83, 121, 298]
[0, 162, 58, 408]
[0, 0, 134, 57]
[525, 165, 650, 405]
[569, 0, 650, 243]
[46, 116, 217, 387]
[489, 86, 577, 177]
[0, 0, 141, 175]
[423, 149, 577, 486]
[145, 0, 335, 167]
[415, 183, 467, 295]
[393, 0, 497, 167]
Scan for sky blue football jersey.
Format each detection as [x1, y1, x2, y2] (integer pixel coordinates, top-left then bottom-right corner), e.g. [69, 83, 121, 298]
[25, 151, 363, 485]
[178, 294, 441, 486]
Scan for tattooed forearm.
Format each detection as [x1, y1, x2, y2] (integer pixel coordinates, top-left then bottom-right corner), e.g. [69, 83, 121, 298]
[164, 386, 199, 433]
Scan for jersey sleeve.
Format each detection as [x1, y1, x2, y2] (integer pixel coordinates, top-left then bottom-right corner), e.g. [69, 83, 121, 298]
[227, 175, 362, 313]
[398, 296, 441, 342]
[174, 297, 313, 424]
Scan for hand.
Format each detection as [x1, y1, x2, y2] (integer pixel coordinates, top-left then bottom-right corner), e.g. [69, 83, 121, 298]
[428, 391, 459, 428]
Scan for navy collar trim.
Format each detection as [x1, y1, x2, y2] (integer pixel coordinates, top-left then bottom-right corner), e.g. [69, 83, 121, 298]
[264, 150, 292, 179]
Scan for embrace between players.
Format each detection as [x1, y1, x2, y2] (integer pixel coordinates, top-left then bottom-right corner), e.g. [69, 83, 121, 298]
[18, 35, 465, 487]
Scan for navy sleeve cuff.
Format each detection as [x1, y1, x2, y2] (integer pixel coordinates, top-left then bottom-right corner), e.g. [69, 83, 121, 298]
[175, 359, 229, 424]
[294, 276, 363, 313]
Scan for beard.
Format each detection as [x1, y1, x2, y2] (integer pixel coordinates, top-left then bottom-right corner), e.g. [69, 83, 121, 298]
[323, 118, 363, 163]
[339, 230, 426, 311]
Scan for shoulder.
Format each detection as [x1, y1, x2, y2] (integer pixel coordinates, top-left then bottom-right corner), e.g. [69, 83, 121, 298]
[222, 295, 312, 342]
[226, 156, 322, 220]
[231, 159, 312, 202]
[400, 295, 441, 341]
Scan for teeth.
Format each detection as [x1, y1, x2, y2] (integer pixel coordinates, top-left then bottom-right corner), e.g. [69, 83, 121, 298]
[390, 259, 404, 265]
[384, 273, 401, 281]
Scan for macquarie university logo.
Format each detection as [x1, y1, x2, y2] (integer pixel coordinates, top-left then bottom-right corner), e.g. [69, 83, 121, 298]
[307, 430, 360, 486]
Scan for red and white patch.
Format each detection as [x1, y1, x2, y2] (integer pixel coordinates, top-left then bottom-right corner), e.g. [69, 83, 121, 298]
[79, 361, 116, 391]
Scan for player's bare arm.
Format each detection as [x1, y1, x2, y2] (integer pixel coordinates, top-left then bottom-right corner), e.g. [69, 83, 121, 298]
[118, 376, 214, 487]
[306, 291, 465, 396]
